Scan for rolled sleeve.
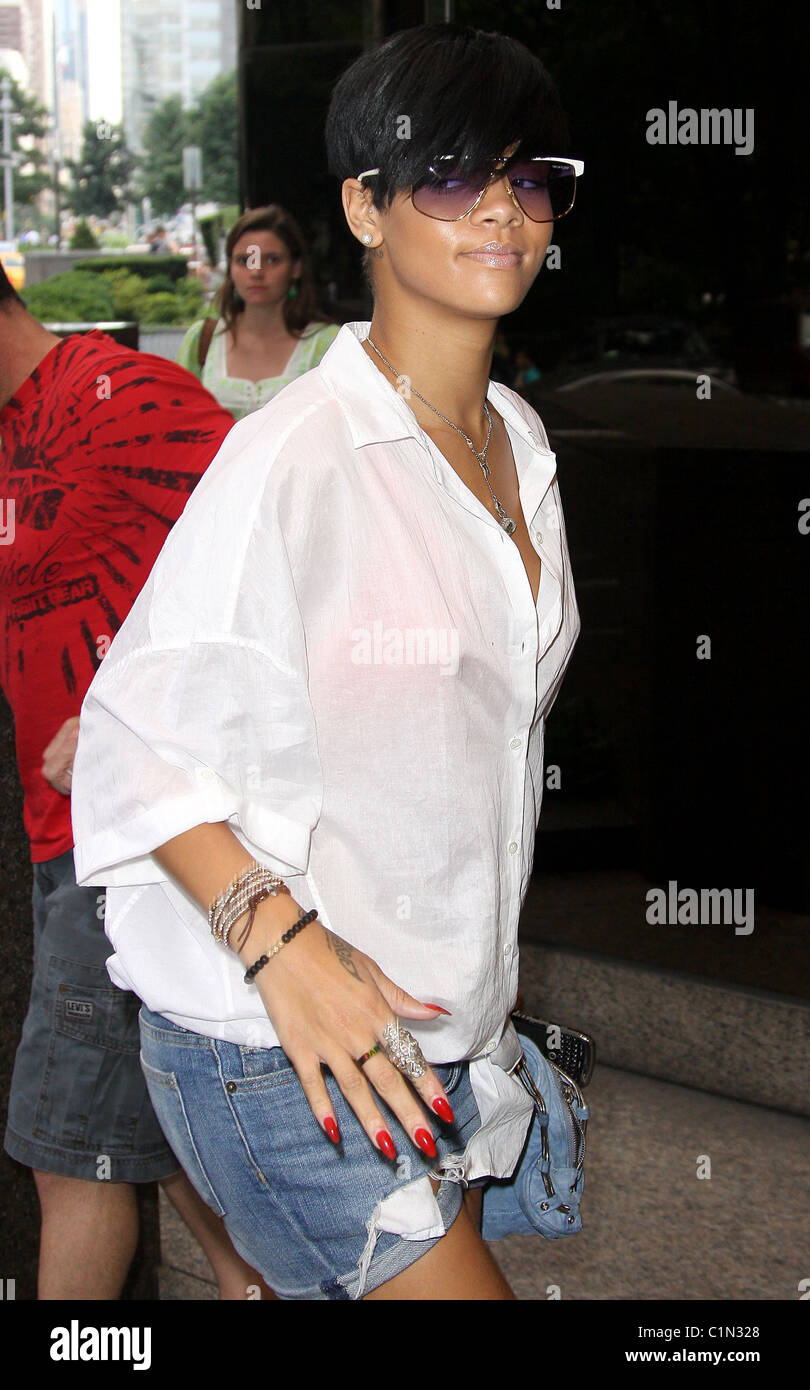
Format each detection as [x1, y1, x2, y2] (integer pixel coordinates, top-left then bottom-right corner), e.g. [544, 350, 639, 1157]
[70, 427, 324, 889]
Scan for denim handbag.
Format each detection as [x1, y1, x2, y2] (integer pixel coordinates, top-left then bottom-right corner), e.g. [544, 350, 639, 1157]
[481, 1032, 590, 1241]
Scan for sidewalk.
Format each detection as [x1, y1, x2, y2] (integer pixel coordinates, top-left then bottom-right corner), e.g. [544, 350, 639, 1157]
[158, 1061, 810, 1300]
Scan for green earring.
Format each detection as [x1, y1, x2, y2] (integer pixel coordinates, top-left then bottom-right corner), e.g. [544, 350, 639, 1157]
[286, 281, 299, 300]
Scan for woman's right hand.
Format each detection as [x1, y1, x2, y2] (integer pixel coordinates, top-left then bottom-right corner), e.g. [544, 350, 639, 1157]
[238, 897, 454, 1160]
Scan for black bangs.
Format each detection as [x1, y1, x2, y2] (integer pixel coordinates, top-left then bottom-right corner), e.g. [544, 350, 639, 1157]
[0, 260, 23, 307]
[325, 22, 570, 211]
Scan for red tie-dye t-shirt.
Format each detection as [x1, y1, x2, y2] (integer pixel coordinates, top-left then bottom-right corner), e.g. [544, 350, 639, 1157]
[0, 330, 235, 862]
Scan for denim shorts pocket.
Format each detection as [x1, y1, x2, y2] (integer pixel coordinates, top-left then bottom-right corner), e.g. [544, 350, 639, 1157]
[29, 954, 147, 1150]
[433, 1062, 463, 1096]
[49, 955, 140, 1054]
[139, 1056, 226, 1217]
[237, 1046, 302, 1083]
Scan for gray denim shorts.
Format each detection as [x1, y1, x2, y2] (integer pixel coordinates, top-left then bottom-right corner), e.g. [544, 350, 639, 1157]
[4, 849, 179, 1183]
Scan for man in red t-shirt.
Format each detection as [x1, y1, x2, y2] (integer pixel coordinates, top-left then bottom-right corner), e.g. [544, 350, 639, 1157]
[0, 264, 274, 1299]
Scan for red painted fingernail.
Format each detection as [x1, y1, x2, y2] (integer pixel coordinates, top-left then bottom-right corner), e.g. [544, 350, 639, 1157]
[323, 1116, 340, 1144]
[376, 1130, 397, 1160]
[432, 1097, 454, 1123]
[421, 1003, 452, 1015]
[414, 1127, 437, 1158]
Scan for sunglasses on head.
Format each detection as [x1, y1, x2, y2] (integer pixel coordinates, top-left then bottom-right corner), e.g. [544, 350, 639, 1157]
[358, 140, 584, 224]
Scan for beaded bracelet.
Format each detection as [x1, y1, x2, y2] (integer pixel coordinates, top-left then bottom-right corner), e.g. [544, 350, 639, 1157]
[243, 909, 319, 984]
[209, 860, 290, 950]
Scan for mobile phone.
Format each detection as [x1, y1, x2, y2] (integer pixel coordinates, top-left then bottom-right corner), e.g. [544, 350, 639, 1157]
[511, 1010, 596, 1088]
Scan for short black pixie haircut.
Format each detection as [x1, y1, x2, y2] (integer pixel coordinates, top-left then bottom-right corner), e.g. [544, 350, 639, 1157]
[0, 259, 23, 309]
[325, 21, 571, 294]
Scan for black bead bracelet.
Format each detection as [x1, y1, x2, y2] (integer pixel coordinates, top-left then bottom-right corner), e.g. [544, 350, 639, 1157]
[243, 908, 319, 984]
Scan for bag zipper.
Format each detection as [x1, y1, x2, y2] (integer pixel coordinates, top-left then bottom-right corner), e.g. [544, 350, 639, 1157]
[512, 1052, 588, 1212]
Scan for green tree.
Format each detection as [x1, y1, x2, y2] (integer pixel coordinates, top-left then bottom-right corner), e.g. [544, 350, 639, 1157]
[135, 72, 238, 217]
[193, 70, 238, 205]
[0, 67, 51, 213]
[69, 217, 99, 249]
[135, 96, 189, 214]
[66, 120, 135, 217]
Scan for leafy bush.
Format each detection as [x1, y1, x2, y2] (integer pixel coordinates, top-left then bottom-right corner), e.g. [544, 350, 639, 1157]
[22, 267, 207, 326]
[142, 274, 175, 295]
[135, 291, 183, 324]
[96, 269, 148, 318]
[172, 275, 205, 319]
[198, 214, 220, 268]
[70, 219, 99, 250]
[99, 231, 131, 249]
[22, 270, 114, 322]
[73, 254, 188, 283]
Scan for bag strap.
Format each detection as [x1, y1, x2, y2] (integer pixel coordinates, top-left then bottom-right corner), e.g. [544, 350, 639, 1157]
[197, 317, 217, 368]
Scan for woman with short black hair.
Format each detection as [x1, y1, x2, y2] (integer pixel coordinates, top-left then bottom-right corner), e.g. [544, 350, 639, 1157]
[72, 21, 583, 1301]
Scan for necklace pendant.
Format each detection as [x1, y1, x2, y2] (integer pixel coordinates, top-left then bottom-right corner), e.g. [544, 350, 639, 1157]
[500, 516, 517, 535]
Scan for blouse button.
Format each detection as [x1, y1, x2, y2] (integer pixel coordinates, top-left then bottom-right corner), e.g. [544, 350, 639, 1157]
[508, 841, 518, 854]
[509, 737, 521, 750]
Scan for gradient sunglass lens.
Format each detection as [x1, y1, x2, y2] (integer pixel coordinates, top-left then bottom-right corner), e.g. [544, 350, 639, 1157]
[412, 168, 489, 219]
[412, 159, 578, 222]
[509, 161, 577, 220]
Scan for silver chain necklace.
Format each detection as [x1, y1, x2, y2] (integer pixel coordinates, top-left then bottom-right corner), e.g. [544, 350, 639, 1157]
[366, 335, 517, 535]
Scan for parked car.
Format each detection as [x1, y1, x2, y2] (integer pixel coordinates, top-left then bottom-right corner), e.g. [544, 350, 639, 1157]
[0, 241, 25, 291]
[543, 315, 738, 392]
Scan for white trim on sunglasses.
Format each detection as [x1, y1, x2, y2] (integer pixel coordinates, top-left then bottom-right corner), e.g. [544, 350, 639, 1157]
[357, 157, 585, 181]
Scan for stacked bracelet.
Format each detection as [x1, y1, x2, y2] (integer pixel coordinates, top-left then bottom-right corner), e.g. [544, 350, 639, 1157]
[243, 909, 319, 984]
[208, 860, 290, 951]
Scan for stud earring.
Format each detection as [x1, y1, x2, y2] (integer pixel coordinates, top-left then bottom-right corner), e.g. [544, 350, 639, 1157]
[361, 233, 372, 245]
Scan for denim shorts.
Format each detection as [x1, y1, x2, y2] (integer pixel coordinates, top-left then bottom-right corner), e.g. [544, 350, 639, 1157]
[4, 850, 179, 1183]
[138, 1005, 485, 1300]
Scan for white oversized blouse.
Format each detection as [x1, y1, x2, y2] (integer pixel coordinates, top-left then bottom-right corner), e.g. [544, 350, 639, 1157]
[71, 321, 581, 1182]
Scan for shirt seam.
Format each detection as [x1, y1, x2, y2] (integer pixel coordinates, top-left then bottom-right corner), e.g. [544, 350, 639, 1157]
[86, 634, 294, 684]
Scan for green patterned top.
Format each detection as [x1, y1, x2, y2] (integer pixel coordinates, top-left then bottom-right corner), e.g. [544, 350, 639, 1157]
[176, 317, 341, 421]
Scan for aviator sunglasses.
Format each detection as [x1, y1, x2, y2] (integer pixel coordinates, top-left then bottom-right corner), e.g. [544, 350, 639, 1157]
[358, 140, 584, 224]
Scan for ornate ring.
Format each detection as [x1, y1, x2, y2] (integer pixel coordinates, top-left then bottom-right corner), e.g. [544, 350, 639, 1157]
[356, 1044, 381, 1068]
[381, 1020, 427, 1080]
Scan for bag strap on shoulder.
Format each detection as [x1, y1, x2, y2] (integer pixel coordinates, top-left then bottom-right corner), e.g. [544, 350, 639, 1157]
[197, 317, 217, 368]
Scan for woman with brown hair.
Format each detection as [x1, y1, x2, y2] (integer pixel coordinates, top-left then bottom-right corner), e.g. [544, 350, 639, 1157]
[176, 205, 339, 421]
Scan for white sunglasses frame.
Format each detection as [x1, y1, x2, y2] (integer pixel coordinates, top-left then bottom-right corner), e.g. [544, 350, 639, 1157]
[356, 155, 585, 223]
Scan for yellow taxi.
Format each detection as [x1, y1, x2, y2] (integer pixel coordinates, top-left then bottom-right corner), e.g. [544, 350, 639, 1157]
[0, 241, 25, 290]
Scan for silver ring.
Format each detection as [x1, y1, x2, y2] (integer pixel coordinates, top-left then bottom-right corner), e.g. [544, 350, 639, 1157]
[381, 1020, 427, 1080]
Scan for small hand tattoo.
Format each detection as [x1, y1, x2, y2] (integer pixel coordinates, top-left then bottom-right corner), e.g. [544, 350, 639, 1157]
[325, 930, 362, 980]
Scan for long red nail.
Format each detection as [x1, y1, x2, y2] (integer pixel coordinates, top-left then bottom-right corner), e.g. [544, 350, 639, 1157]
[421, 1003, 452, 1015]
[323, 1116, 340, 1144]
[414, 1128, 437, 1158]
[432, 1097, 454, 1123]
[376, 1130, 397, 1160]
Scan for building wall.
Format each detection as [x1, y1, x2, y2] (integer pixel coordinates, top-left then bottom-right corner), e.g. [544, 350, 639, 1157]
[1, 0, 54, 107]
[121, 0, 236, 155]
[53, 0, 88, 162]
